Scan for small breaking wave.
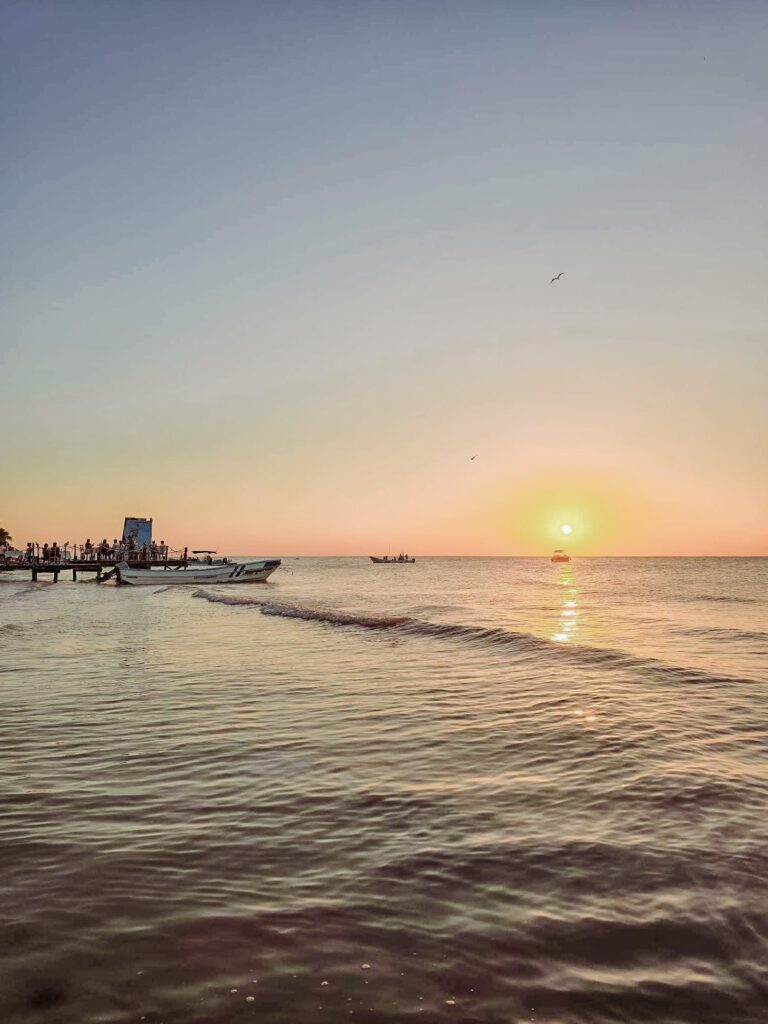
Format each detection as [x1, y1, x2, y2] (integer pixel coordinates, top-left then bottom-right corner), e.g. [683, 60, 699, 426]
[193, 590, 414, 628]
[193, 590, 755, 686]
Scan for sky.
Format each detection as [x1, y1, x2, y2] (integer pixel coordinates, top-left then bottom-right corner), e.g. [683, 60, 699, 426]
[1, 0, 766, 555]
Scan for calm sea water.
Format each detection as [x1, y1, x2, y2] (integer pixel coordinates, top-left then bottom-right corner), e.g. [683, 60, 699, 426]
[1, 557, 767, 1024]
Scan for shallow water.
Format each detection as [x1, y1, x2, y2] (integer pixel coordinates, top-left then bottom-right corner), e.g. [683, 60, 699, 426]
[1, 557, 767, 1023]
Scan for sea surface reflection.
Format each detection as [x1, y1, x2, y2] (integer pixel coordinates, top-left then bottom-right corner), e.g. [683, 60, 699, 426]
[1, 558, 767, 1024]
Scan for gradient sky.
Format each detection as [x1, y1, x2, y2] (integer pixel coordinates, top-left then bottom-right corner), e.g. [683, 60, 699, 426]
[2, 1, 766, 555]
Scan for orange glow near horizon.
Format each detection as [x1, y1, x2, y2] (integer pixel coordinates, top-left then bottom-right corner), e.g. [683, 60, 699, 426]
[1, 458, 765, 557]
[489, 472, 644, 556]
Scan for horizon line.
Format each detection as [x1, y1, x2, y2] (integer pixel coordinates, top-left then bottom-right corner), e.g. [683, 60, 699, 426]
[238, 553, 768, 559]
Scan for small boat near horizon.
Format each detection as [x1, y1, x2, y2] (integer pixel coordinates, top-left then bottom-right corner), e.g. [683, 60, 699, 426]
[551, 549, 571, 563]
[116, 559, 281, 585]
[370, 555, 416, 564]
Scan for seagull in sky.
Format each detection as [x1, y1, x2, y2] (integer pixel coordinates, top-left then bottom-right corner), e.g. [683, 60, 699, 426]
[550, 272, 564, 283]
[469, 455, 477, 461]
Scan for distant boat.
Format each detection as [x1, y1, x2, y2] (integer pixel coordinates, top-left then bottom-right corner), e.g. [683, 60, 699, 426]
[551, 549, 571, 563]
[116, 559, 281, 585]
[370, 555, 416, 564]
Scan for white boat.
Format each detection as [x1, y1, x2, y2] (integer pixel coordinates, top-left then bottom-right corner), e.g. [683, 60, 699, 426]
[115, 559, 281, 586]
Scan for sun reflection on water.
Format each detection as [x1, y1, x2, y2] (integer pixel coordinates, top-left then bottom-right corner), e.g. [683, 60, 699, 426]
[552, 564, 579, 644]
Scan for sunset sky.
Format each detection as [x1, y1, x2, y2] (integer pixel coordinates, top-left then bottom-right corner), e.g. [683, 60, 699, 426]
[2, 1, 766, 555]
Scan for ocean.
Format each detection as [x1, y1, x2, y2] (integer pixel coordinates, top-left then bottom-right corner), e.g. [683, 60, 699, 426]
[1, 557, 767, 1024]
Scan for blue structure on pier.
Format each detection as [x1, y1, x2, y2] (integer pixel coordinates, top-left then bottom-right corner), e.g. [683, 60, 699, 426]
[122, 517, 153, 546]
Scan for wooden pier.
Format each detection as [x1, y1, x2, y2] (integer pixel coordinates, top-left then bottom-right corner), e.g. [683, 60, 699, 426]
[1, 522, 195, 583]
[12, 552, 189, 583]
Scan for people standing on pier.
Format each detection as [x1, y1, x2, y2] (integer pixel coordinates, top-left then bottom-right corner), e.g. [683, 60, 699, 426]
[42, 542, 50, 561]
[100, 539, 109, 559]
[51, 542, 60, 561]
[84, 538, 93, 559]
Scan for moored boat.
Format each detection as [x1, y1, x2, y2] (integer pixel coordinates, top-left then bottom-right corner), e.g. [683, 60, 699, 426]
[551, 549, 571, 563]
[370, 555, 415, 564]
[116, 559, 281, 585]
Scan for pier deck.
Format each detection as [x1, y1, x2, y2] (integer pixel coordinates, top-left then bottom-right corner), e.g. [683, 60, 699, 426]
[4, 557, 188, 583]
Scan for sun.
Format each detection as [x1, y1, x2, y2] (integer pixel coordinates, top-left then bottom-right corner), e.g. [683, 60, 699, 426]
[561, 524, 573, 536]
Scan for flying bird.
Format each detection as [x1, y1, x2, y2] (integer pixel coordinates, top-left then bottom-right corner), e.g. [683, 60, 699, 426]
[550, 272, 564, 283]
[469, 455, 477, 461]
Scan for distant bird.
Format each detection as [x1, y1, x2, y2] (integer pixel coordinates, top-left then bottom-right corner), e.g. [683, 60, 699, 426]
[550, 272, 564, 283]
[469, 455, 477, 461]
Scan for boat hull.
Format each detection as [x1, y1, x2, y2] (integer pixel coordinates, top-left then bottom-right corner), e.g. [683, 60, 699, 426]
[116, 559, 281, 585]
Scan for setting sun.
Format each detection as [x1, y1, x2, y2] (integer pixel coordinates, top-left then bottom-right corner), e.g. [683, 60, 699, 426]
[561, 524, 573, 536]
